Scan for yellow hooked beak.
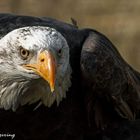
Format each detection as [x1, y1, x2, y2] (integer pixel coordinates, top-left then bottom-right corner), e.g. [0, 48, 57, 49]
[23, 50, 56, 92]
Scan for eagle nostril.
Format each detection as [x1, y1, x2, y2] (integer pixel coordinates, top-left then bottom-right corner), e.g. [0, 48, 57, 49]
[40, 58, 45, 62]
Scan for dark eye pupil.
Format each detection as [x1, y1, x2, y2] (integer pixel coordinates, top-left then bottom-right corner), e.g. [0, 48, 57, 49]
[22, 50, 27, 55]
[58, 49, 62, 55]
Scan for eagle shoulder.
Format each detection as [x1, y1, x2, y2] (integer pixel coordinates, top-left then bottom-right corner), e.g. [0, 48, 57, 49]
[80, 30, 140, 128]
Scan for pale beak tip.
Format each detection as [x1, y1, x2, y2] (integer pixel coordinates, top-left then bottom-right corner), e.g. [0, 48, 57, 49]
[50, 87, 55, 93]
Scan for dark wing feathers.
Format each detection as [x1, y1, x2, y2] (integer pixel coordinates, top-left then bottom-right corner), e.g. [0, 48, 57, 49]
[81, 31, 140, 126]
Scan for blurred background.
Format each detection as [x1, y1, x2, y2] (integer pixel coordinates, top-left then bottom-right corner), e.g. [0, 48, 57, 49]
[0, 0, 140, 70]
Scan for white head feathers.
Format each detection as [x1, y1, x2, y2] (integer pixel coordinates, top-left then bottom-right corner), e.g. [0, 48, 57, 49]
[0, 26, 72, 111]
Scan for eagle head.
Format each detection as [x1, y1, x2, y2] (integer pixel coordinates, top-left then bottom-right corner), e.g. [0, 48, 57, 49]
[0, 26, 71, 111]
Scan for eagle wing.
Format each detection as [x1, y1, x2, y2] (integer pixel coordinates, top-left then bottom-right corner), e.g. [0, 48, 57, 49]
[80, 30, 140, 127]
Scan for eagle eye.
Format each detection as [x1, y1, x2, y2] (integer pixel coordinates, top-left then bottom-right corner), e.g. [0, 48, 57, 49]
[58, 49, 62, 56]
[20, 47, 30, 60]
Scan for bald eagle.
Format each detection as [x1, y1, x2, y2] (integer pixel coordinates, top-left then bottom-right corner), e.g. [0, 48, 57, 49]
[0, 13, 140, 140]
